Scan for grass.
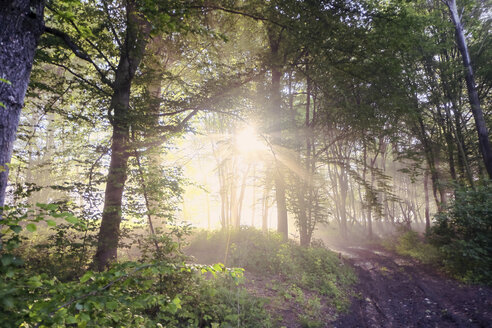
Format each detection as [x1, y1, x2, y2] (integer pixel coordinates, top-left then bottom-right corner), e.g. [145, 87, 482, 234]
[186, 227, 357, 326]
[381, 228, 441, 266]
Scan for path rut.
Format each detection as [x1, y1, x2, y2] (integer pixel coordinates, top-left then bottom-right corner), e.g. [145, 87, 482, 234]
[331, 246, 492, 328]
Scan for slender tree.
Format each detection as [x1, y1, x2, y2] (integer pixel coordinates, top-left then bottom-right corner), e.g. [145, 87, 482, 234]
[445, 0, 492, 179]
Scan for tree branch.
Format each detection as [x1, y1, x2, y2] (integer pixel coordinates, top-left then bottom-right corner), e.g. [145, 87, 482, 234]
[102, 1, 123, 49]
[44, 27, 114, 88]
[190, 5, 287, 28]
[48, 62, 111, 97]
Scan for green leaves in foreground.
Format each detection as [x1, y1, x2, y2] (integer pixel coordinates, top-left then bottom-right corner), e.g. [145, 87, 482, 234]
[430, 184, 492, 284]
[2, 260, 247, 328]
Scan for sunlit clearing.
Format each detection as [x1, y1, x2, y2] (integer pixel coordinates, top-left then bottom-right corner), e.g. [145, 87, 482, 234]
[235, 125, 265, 156]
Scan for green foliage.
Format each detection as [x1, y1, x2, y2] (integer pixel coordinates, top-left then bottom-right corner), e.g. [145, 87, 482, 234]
[388, 229, 440, 264]
[188, 227, 356, 310]
[279, 284, 323, 328]
[385, 184, 492, 284]
[0, 204, 271, 327]
[430, 184, 492, 284]
[165, 276, 272, 328]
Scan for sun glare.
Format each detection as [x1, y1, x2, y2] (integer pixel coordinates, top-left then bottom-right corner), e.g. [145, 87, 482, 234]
[235, 126, 264, 155]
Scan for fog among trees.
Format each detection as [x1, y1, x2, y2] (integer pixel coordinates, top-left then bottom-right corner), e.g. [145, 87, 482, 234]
[0, 0, 491, 327]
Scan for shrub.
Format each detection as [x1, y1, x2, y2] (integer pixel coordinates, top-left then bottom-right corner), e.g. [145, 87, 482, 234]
[393, 229, 440, 264]
[0, 205, 271, 327]
[430, 184, 492, 284]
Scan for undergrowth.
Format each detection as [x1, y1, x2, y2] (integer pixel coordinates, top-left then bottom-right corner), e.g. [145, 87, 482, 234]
[383, 184, 492, 285]
[382, 228, 440, 265]
[187, 227, 357, 326]
[430, 184, 492, 284]
[0, 204, 272, 327]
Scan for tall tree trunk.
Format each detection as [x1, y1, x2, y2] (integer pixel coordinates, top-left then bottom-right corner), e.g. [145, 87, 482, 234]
[424, 169, 431, 233]
[268, 27, 288, 240]
[339, 169, 348, 239]
[362, 141, 373, 239]
[93, 86, 131, 271]
[452, 104, 475, 186]
[251, 165, 256, 227]
[299, 74, 312, 246]
[416, 116, 444, 210]
[274, 170, 288, 239]
[236, 164, 251, 228]
[271, 63, 288, 240]
[446, 0, 492, 179]
[262, 181, 270, 232]
[94, 2, 150, 270]
[0, 0, 45, 209]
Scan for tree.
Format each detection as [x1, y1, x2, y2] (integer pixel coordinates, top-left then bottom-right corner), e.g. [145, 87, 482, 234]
[444, 0, 492, 179]
[0, 0, 45, 209]
[42, 0, 192, 269]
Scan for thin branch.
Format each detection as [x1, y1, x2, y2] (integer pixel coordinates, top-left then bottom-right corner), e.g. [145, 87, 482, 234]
[191, 5, 287, 29]
[48, 61, 111, 97]
[102, 1, 123, 49]
[45, 27, 114, 88]
[139, 108, 197, 117]
[63, 16, 117, 72]
[46, 4, 117, 72]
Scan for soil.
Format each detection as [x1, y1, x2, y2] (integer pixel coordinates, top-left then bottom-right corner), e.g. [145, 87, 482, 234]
[329, 245, 492, 328]
[190, 241, 492, 327]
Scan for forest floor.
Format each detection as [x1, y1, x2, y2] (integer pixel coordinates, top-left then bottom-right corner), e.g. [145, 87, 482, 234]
[328, 244, 492, 328]
[186, 232, 492, 327]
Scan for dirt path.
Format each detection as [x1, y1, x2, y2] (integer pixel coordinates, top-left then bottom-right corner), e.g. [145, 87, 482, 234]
[330, 246, 492, 328]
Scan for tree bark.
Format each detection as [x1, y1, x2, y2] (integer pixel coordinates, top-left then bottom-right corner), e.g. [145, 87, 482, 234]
[446, 0, 492, 179]
[0, 0, 45, 209]
[236, 164, 251, 228]
[271, 60, 288, 240]
[267, 27, 288, 240]
[93, 2, 150, 270]
[262, 179, 270, 232]
[424, 169, 431, 233]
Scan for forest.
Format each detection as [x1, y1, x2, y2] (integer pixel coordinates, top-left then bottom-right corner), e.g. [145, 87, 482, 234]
[0, 0, 491, 327]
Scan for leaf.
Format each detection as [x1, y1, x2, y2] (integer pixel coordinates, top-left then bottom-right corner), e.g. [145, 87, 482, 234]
[172, 297, 181, 309]
[0, 102, 5, 109]
[105, 301, 118, 311]
[212, 262, 225, 272]
[65, 216, 79, 225]
[1, 254, 13, 266]
[80, 271, 93, 283]
[26, 223, 37, 232]
[12, 256, 24, 266]
[66, 316, 77, 324]
[6, 267, 16, 278]
[2, 297, 14, 309]
[27, 275, 43, 288]
[78, 312, 91, 324]
[10, 225, 22, 234]
[46, 219, 57, 227]
[58, 10, 76, 21]
[0, 77, 11, 85]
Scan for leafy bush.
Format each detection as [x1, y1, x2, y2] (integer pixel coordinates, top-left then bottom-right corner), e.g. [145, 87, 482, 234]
[169, 276, 272, 328]
[0, 205, 272, 327]
[430, 184, 492, 284]
[391, 229, 440, 264]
